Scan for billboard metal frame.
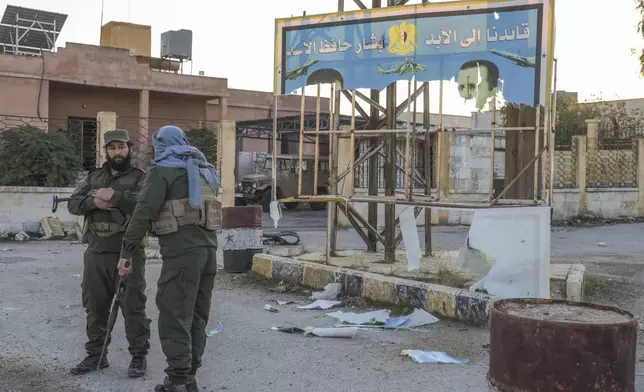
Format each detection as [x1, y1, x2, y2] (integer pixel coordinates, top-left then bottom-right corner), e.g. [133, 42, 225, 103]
[269, 0, 556, 263]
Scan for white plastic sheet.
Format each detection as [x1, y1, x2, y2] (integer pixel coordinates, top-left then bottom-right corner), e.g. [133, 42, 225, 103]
[461, 207, 551, 298]
[399, 206, 422, 271]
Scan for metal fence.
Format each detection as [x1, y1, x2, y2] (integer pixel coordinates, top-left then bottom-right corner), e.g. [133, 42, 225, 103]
[586, 138, 638, 188]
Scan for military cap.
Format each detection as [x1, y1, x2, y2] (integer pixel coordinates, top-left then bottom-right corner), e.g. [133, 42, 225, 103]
[104, 129, 130, 145]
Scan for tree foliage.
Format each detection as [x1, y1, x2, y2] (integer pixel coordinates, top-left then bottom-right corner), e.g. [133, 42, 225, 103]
[0, 125, 81, 187]
[186, 128, 218, 165]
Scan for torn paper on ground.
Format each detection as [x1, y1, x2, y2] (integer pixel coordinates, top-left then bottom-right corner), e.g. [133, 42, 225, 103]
[384, 309, 440, 329]
[401, 350, 468, 364]
[399, 206, 422, 271]
[297, 300, 341, 310]
[264, 304, 279, 312]
[271, 326, 358, 338]
[311, 282, 341, 301]
[327, 309, 390, 326]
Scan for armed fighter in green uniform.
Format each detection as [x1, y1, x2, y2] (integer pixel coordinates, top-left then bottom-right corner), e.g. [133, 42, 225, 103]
[67, 129, 151, 378]
[117, 125, 220, 392]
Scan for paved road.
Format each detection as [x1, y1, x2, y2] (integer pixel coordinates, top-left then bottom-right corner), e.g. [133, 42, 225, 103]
[265, 209, 644, 276]
[2, 213, 644, 391]
[0, 242, 492, 392]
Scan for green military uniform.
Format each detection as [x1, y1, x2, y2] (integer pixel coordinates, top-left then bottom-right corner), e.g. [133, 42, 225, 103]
[121, 165, 220, 392]
[67, 129, 151, 377]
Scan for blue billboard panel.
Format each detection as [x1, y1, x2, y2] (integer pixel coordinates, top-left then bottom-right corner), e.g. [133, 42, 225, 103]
[278, 5, 543, 109]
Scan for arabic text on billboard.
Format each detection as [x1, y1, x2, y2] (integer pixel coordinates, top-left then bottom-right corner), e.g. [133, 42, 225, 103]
[279, 5, 542, 108]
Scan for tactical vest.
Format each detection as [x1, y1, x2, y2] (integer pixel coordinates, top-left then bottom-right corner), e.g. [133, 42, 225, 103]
[151, 175, 222, 236]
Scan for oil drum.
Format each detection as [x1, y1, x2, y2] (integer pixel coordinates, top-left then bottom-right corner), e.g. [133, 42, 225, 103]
[488, 298, 637, 392]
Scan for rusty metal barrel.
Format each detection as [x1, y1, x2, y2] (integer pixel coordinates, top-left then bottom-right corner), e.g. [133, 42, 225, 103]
[221, 206, 263, 273]
[488, 298, 637, 392]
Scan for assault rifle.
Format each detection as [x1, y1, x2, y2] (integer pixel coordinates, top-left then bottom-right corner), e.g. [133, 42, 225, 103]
[52, 194, 126, 225]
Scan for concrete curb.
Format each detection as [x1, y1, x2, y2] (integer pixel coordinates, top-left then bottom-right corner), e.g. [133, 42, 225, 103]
[251, 253, 496, 326]
[566, 264, 586, 302]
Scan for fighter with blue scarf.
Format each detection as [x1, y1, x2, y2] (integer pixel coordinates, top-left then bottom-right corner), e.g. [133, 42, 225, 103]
[118, 125, 221, 392]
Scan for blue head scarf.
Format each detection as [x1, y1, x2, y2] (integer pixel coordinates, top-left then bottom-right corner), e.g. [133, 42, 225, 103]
[152, 125, 219, 209]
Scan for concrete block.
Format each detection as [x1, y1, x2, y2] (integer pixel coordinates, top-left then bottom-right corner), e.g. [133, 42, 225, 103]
[40, 217, 65, 240]
[302, 264, 338, 290]
[250, 255, 273, 279]
[252, 254, 495, 325]
[271, 258, 304, 283]
[566, 264, 586, 302]
[426, 286, 458, 318]
[363, 276, 397, 304]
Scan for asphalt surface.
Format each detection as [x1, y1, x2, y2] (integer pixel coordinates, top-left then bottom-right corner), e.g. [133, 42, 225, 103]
[0, 241, 491, 392]
[2, 210, 644, 391]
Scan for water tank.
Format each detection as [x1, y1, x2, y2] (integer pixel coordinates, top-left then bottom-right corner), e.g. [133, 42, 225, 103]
[160, 29, 192, 60]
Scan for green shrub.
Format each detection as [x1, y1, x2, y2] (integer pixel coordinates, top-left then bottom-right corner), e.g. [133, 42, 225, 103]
[186, 127, 218, 165]
[0, 125, 81, 187]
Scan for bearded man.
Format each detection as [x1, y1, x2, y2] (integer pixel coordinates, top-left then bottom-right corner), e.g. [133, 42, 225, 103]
[67, 129, 151, 378]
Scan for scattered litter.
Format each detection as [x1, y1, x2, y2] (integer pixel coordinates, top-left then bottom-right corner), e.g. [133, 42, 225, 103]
[269, 200, 282, 228]
[400, 350, 468, 364]
[269, 284, 287, 293]
[65, 305, 70, 309]
[399, 206, 422, 271]
[272, 326, 305, 334]
[206, 322, 223, 337]
[3, 307, 20, 311]
[264, 304, 279, 313]
[306, 327, 358, 338]
[386, 309, 440, 329]
[297, 300, 341, 310]
[70, 274, 81, 278]
[1, 248, 13, 251]
[598, 242, 607, 247]
[311, 282, 341, 301]
[274, 300, 293, 305]
[328, 309, 390, 326]
[272, 326, 358, 339]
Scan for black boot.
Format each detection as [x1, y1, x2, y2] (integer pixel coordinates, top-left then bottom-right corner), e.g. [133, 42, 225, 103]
[185, 375, 198, 392]
[154, 377, 187, 392]
[128, 355, 147, 378]
[69, 355, 109, 375]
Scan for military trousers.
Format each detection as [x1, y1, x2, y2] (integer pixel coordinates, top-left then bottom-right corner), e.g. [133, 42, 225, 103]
[155, 246, 217, 385]
[81, 249, 151, 357]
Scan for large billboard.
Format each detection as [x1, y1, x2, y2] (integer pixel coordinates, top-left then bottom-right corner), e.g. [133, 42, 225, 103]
[274, 0, 555, 109]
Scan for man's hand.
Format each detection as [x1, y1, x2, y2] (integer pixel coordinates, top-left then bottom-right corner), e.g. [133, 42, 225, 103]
[117, 258, 132, 276]
[93, 188, 115, 201]
[94, 198, 115, 210]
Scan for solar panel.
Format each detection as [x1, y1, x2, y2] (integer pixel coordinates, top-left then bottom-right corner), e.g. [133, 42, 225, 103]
[0, 5, 67, 51]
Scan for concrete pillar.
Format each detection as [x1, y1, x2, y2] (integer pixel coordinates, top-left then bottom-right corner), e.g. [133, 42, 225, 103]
[138, 89, 150, 165]
[216, 120, 236, 207]
[437, 131, 451, 224]
[336, 125, 354, 228]
[638, 139, 644, 216]
[585, 119, 600, 151]
[218, 97, 229, 121]
[574, 135, 587, 214]
[96, 112, 117, 168]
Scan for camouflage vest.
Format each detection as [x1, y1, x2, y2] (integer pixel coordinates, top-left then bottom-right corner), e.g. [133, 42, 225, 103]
[151, 175, 221, 236]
